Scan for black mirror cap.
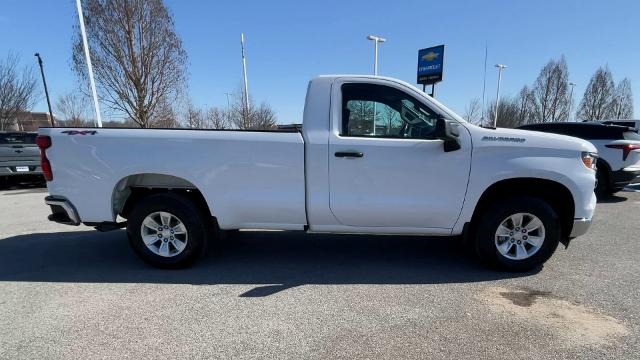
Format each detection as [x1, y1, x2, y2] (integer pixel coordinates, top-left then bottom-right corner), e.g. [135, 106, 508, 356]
[436, 118, 462, 152]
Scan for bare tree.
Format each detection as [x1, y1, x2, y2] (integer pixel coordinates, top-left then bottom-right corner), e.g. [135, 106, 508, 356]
[345, 100, 375, 134]
[55, 91, 92, 126]
[228, 92, 277, 130]
[463, 98, 482, 124]
[577, 66, 616, 120]
[151, 98, 178, 128]
[250, 102, 277, 130]
[611, 78, 634, 119]
[486, 97, 523, 128]
[0, 53, 39, 130]
[102, 118, 139, 128]
[206, 107, 230, 129]
[515, 85, 536, 125]
[378, 103, 401, 135]
[183, 102, 206, 129]
[72, 0, 187, 128]
[531, 57, 570, 122]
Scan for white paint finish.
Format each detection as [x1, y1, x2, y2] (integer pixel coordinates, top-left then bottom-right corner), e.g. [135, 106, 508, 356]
[452, 124, 597, 234]
[302, 78, 335, 229]
[325, 77, 471, 229]
[40, 75, 598, 239]
[40, 129, 306, 229]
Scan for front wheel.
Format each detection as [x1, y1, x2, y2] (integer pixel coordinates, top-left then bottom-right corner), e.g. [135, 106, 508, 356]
[475, 196, 560, 272]
[126, 193, 210, 268]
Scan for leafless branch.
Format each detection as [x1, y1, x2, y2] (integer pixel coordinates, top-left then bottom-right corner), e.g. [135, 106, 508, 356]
[72, 0, 187, 128]
[0, 53, 39, 130]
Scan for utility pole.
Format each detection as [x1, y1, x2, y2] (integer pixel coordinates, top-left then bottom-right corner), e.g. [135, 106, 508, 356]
[481, 41, 488, 124]
[224, 92, 233, 111]
[568, 82, 576, 121]
[493, 64, 507, 128]
[34, 53, 55, 127]
[240, 34, 250, 119]
[75, 0, 102, 127]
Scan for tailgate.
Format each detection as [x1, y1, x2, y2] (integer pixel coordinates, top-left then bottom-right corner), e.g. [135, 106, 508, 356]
[0, 144, 40, 163]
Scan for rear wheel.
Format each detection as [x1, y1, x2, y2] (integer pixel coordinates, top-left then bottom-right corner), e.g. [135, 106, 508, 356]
[475, 196, 560, 272]
[126, 192, 211, 268]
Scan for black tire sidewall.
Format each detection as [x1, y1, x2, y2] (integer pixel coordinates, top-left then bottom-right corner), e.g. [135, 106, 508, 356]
[127, 193, 208, 268]
[595, 167, 610, 197]
[475, 196, 561, 272]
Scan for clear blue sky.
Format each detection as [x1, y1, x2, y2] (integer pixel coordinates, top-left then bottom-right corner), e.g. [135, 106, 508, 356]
[1, 0, 639, 123]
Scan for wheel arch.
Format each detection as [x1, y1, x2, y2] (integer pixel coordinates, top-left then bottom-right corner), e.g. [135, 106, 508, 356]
[469, 177, 576, 239]
[112, 173, 213, 220]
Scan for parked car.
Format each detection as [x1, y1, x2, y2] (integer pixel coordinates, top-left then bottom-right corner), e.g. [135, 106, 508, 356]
[38, 75, 598, 271]
[0, 132, 43, 188]
[518, 122, 640, 196]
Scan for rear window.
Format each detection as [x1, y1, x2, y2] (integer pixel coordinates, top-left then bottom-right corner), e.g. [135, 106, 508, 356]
[0, 133, 38, 145]
[623, 131, 640, 141]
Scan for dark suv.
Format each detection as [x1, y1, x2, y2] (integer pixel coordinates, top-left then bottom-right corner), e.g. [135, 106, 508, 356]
[0, 132, 43, 188]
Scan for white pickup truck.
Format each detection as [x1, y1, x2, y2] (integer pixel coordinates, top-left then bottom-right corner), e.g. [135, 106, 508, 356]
[37, 75, 598, 271]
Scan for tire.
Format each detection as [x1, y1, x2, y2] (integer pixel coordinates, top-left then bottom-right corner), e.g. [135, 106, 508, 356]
[474, 196, 561, 272]
[126, 192, 211, 268]
[595, 167, 612, 197]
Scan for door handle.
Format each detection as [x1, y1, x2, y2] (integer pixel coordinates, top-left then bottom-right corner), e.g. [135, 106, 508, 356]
[335, 151, 363, 158]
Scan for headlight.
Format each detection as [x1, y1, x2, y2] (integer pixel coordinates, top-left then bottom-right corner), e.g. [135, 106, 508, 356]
[581, 152, 597, 170]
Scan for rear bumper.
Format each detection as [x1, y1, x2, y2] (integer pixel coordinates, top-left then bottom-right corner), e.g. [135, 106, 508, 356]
[45, 196, 81, 226]
[570, 218, 592, 238]
[0, 164, 42, 176]
[611, 166, 640, 188]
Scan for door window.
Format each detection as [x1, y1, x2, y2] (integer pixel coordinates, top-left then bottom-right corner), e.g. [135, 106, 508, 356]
[341, 83, 439, 139]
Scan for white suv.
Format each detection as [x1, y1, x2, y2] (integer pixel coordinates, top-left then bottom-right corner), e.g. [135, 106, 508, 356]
[519, 122, 640, 196]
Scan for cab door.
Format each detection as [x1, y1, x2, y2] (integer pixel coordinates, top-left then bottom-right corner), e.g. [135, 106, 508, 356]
[328, 81, 471, 229]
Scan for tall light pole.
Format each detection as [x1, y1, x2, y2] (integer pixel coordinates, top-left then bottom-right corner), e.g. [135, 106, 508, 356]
[75, 0, 102, 127]
[367, 35, 386, 76]
[224, 92, 233, 111]
[34, 53, 55, 127]
[493, 64, 507, 128]
[367, 35, 385, 135]
[568, 82, 576, 121]
[240, 34, 250, 118]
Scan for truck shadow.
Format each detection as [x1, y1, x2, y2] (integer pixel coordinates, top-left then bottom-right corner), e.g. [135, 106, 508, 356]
[0, 230, 536, 297]
[596, 194, 628, 204]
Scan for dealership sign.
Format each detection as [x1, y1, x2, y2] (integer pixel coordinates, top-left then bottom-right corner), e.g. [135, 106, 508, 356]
[417, 45, 445, 85]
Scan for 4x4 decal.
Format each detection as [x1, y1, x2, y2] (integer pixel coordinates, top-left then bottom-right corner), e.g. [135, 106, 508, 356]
[61, 130, 98, 135]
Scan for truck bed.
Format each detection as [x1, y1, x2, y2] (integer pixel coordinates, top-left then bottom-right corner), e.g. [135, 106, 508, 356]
[39, 127, 307, 229]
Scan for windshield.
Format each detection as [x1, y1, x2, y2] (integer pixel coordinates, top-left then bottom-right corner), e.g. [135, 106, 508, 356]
[0, 133, 38, 145]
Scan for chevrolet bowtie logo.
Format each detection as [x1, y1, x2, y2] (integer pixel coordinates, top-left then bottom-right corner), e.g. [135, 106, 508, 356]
[421, 51, 440, 61]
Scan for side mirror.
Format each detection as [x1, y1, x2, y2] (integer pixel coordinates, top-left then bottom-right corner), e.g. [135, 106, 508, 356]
[434, 118, 461, 152]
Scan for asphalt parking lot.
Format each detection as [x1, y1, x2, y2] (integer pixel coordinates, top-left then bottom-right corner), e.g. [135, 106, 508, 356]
[1, 184, 639, 359]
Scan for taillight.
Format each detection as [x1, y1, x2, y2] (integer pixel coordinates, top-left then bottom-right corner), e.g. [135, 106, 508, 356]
[36, 135, 53, 181]
[605, 144, 640, 161]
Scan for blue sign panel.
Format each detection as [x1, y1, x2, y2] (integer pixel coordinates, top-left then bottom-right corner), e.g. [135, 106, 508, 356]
[417, 45, 445, 85]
